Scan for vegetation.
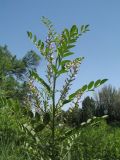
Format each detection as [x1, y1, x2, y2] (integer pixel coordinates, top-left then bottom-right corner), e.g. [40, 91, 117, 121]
[0, 45, 40, 103]
[0, 17, 120, 160]
[64, 85, 120, 127]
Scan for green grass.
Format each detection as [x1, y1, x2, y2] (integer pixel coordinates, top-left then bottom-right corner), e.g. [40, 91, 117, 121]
[1, 119, 120, 160]
[62, 120, 120, 160]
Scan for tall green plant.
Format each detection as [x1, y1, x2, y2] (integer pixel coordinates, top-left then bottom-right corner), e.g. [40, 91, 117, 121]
[24, 17, 108, 159]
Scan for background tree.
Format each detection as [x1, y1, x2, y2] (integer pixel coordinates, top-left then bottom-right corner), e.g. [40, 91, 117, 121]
[0, 45, 40, 102]
[65, 107, 83, 127]
[95, 85, 120, 122]
[82, 96, 95, 121]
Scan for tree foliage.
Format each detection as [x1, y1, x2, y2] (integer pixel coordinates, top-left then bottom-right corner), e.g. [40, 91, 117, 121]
[0, 45, 40, 102]
[95, 85, 120, 122]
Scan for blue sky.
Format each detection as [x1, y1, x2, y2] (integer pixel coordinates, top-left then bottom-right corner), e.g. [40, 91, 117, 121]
[0, 0, 120, 100]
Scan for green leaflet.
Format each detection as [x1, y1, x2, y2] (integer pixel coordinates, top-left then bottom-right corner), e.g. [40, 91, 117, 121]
[94, 79, 101, 87]
[64, 28, 70, 40]
[27, 31, 32, 39]
[82, 84, 88, 92]
[88, 81, 94, 90]
[57, 69, 68, 76]
[94, 79, 108, 88]
[80, 24, 90, 33]
[37, 40, 41, 46]
[100, 79, 108, 85]
[63, 52, 74, 57]
[62, 99, 71, 105]
[67, 45, 76, 49]
[30, 71, 51, 93]
[70, 25, 78, 36]
[33, 35, 37, 43]
[68, 85, 87, 100]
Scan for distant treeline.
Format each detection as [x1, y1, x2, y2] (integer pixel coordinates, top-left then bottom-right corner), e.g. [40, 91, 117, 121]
[62, 85, 120, 127]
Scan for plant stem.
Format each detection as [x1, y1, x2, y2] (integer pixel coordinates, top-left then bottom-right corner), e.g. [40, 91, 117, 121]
[52, 74, 56, 159]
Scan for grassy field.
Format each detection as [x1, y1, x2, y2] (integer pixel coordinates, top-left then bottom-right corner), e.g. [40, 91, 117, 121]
[1, 115, 120, 160]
